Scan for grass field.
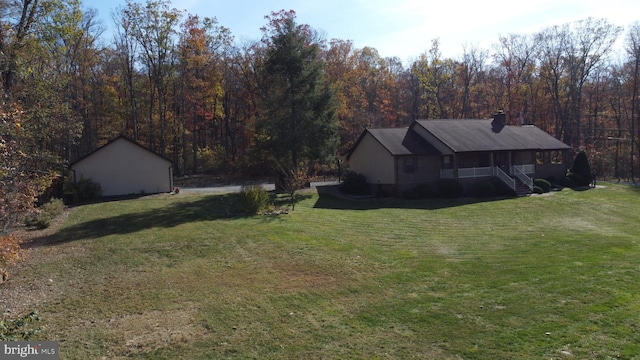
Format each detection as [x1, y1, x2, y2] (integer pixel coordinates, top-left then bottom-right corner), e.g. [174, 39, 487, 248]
[3, 183, 640, 359]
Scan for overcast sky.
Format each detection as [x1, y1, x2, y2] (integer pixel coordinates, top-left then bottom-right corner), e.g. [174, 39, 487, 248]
[84, 0, 640, 62]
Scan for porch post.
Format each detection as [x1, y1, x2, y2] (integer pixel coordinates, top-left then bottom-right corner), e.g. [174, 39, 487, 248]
[453, 154, 459, 180]
[508, 152, 513, 175]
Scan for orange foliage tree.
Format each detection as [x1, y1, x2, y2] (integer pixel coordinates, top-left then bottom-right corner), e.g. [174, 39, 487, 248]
[0, 102, 52, 277]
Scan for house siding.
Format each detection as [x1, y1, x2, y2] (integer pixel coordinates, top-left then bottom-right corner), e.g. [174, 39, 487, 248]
[347, 132, 395, 185]
[396, 155, 441, 193]
[72, 138, 173, 197]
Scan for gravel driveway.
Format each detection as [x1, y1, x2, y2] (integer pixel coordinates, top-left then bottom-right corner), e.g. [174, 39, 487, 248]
[179, 181, 338, 194]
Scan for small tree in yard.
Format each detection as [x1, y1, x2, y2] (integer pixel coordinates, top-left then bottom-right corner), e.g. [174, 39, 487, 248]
[279, 167, 310, 211]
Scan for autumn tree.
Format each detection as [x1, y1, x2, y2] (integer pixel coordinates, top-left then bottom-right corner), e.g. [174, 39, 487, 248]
[625, 21, 640, 181]
[411, 39, 456, 119]
[0, 0, 46, 98]
[221, 42, 265, 174]
[0, 102, 53, 233]
[458, 44, 487, 118]
[257, 10, 338, 178]
[493, 33, 539, 124]
[123, 0, 183, 155]
[536, 18, 622, 147]
[323, 39, 364, 153]
[176, 14, 231, 174]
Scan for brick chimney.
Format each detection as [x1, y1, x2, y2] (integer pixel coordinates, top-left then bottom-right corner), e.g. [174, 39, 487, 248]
[491, 110, 506, 132]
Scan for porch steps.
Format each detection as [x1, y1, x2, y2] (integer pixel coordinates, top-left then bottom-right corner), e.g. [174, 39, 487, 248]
[515, 178, 532, 196]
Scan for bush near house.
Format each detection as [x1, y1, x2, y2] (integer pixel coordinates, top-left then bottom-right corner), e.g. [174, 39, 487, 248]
[473, 181, 497, 198]
[534, 178, 552, 193]
[63, 177, 102, 203]
[339, 171, 370, 196]
[437, 178, 464, 198]
[403, 183, 435, 200]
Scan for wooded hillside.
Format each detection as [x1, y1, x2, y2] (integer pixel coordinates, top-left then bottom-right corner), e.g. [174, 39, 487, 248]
[3, 0, 640, 181]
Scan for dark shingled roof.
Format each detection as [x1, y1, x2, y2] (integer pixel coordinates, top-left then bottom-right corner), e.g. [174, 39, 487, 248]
[413, 119, 571, 152]
[347, 128, 441, 159]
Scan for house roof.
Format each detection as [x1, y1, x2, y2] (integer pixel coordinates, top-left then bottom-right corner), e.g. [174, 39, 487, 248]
[346, 127, 441, 159]
[413, 119, 571, 152]
[70, 135, 172, 167]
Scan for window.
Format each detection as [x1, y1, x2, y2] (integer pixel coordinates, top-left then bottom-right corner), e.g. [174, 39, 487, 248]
[403, 157, 417, 173]
[442, 155, 453, 169]
[551, 150, 563, 164]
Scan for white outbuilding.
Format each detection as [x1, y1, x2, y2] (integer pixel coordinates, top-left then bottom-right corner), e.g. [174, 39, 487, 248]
[70, 136, 173, 197]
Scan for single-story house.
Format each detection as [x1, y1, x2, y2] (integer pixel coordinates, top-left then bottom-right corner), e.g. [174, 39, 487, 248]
[70, 136, 173, 197]
[346, 111, 571, 195]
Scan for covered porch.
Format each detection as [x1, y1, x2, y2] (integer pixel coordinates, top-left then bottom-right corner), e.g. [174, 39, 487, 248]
[439, 150, 566, 191]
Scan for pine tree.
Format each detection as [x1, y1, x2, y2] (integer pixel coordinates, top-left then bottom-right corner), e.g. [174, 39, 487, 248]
[257, 10, 338, 176]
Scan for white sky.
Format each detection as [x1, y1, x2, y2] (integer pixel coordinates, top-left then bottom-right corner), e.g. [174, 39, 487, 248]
[84, 0, 640, 62]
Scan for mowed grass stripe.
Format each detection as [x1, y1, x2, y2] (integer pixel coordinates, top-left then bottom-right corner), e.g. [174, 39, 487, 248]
[7, 183, 640, 359]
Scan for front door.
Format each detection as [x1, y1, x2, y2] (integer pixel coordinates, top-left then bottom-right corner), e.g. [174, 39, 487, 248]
[494, 152, 510, 173]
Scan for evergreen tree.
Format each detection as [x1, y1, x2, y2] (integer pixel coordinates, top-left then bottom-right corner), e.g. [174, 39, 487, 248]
[569, 150, 593, 187]
[258, 10, 338, 176]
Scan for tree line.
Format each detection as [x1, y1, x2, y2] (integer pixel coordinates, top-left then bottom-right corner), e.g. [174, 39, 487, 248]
[3, 0, 640, 183]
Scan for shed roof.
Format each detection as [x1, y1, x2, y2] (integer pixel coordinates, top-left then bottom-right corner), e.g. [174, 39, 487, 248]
[70, 135, 172, 167]
[413, 119, 571, 152]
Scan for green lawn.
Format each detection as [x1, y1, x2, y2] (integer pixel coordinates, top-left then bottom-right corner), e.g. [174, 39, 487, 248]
[7, 184, 640, 359]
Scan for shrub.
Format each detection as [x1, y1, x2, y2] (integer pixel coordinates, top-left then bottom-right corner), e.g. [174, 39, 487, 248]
[568, 150, 592, 187]
[533, 186, 544, 194]
[565, 172, 586, 188]
[64, 177, 102, 203]
[403, 184, 434, 200]
[437, 179, 464, 198]
[402, 189, 420, 200]
[563, 176, 577, 188]
[533, 178, 551, 193]
[24, 198, 65, 229]
[240, 185, 269, 215]
[0, 311, 41, 341]
[473, 181, 497, 198]
[339, 171, 370, 195]
[415, 184, 434, 198]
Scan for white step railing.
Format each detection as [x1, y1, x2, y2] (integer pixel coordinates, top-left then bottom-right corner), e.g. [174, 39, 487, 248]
[513, 165, 534, 190]
[494, 166, 515, 191]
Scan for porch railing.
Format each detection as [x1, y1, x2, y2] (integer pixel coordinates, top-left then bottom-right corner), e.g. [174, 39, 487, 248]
[513, 164, 535, 174]
[494, 166, 515, 191]
[458, 167, 493, 179]
[513, 165, 534, 190]
[439, 164, 534, 192]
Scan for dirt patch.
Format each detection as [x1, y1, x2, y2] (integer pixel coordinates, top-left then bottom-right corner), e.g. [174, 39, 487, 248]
[105, 305, 208, 357]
